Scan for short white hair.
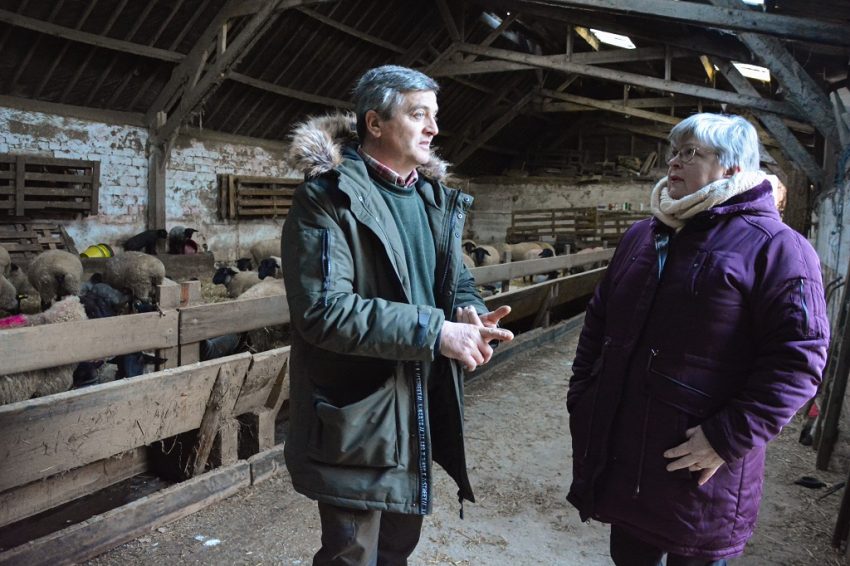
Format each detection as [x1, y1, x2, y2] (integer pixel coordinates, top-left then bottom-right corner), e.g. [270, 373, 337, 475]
[669, 113, 760, 171]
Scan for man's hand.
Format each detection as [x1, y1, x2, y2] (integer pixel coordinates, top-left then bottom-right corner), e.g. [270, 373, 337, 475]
[663, 425, 725, 486]
[440, 318, 513, 371]
[456, 305, 511, 329]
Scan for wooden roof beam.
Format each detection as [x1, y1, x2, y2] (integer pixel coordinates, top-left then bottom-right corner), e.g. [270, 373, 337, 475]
[430, 46, 690, 76]
[708, 0, 841, 149]
[455, 43, 803, 119]
[229, 72, 352, 109]
[520, 0, 850, 47]
[295, 7, 405, 54]
[716, 58, 824, 187]
[0, 7, 183, 62]
[453, 90, 536, 166]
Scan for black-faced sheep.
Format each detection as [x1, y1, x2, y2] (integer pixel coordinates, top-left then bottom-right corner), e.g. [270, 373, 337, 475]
[0, 244, 10, 277]
[27, 249, 84, 310]
[123, 229, 168, 254]
[235, 257, 254, 271]
[103, 251, 166, 310]
[167, 226, 199, 254]
[250, 238, 281, 268]
[258, 256, 282, 280]
[471, 245, 500, 267]
[212, 266, 261, 298]
[0, 296, 87, 404]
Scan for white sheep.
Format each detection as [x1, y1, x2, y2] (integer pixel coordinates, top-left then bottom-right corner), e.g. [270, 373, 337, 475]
[103, 251, 166, 308]
[250, 238, 281, 268]
[0, 244, 10, 277]
[0, 274, 18, 312]
[498, 242, 544, 262]
[27, 249, 84, 309]
[0, 296, 87, 405]
[213, 266, 261, 298]
[8, 263, 35, 297]
[237, 277, 285, 299]
[462, 253, 475, 269]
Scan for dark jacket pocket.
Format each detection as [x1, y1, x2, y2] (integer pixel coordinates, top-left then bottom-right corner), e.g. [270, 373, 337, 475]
[308, 380, 399, 467]
[644, 351, 739, 419]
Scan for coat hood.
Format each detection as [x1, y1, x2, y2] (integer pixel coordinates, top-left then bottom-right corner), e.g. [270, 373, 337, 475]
[286, 112, 449, 181]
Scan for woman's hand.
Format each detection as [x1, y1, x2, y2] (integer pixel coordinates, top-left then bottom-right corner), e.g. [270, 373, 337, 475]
[663, 425, 725, 486]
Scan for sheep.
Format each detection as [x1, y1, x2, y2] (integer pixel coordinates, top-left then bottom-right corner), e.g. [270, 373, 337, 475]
[258, 256, 282, 280]
[8, 263, 35, 297]
[462, 253, 475, 269]
[235, 257, 254, 271]
[237, 277, 285, 299]
[103, 251, 166, 310]
[0, 274, 18, 313]
[212, 266, 261, 298]
[79, 275, 131, 319]
[471, 245, 500, 267]
[123, 229, 168, 254]
[0, 296, 87, 404]
[0, 244, 10, 277]
[498, 242, 543, 262]
[462, 240, 477, 255]
[250, 238, 281, 267]
[167, 226, 199, 254]
[27, 249, 84, 310]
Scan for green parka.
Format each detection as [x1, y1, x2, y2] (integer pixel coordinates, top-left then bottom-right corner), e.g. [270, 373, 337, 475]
[281, 113, 486, 515]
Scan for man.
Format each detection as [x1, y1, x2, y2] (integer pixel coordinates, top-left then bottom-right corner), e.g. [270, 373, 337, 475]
[281, 65, 514, 565]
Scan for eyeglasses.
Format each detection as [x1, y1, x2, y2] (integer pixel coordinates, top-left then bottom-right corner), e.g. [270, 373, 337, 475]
[666, 145, 714, 165]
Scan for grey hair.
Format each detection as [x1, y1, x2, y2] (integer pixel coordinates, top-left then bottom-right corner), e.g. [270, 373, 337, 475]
[352, 65, 439, 140]
[669, 113, 760, 171]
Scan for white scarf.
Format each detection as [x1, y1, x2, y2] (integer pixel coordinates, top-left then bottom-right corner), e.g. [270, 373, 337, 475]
[650, 170, 779, 230]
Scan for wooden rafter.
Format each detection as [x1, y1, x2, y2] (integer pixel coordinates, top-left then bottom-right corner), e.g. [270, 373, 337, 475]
[34, 2, 97, 99]
[716, 59, 824, 186]
[455, 43, 802, 119]
[453, 90, 536, 166]
[229, 72, 352, 109]
[0, 6, 182, 63]
[430, 46, 691, 77]
[10, 2, 64, 91]
[436, 0, 463, 43]
[519, 0, 850, 46]
[295, 6, 406, 54]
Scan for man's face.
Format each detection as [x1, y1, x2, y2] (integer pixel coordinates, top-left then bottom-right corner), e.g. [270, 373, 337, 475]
[364, 90, 438, 176]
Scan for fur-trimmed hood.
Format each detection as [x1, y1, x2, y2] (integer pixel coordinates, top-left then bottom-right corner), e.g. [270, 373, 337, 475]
[285, 112, 449, 181]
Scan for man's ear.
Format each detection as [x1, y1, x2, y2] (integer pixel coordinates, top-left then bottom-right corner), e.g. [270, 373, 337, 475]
[364, 110, 382, 138]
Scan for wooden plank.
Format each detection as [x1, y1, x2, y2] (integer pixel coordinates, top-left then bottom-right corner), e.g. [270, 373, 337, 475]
[296, 7, 405, 53]
[228, 72, 353, 110]
[0, 461, 251, 566]
[0, 353, 252, 492]
[22, 157, 96, 169]
[14, 156, 24, 216]
[20, 187, 93, 197]
[0, 448, 148, 529]
[483, 268, 605, 322]
[22, 201, 93, 210]
[24, 172, 94, 183]
[470, 249, 613, 285]
[191, 362, 246, 476]
[180, 293, 290, 343]
[232, 346, 290, 416]
[248, 444, 285, 485]
[236, 208, 292, 216]
[0, 310, 178, 374]
[228, 174, 237, 220]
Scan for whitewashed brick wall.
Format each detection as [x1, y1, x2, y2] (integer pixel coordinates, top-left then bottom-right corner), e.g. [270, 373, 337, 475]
[1, 106, 297, 261]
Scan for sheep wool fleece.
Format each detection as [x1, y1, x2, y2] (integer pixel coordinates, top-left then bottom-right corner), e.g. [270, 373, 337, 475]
[567, 180, 829, 559]
[281, 113, 486, 515]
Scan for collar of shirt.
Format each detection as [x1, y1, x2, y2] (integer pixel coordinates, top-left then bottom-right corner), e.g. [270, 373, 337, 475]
[358, 147, 418, 188]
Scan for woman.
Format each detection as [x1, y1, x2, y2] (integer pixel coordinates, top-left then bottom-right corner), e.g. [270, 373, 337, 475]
[567, 113, 829, 565]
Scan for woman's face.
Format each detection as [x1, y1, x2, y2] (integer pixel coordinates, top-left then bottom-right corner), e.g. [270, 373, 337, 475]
[666, 136, 730, 199]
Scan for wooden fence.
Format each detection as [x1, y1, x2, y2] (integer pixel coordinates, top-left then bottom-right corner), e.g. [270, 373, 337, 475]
[0, 249, 612, 563]
[0, 155, 99, 218]
[507, 206, 647, 248]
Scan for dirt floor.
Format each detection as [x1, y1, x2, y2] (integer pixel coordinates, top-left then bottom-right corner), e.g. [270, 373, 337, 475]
[86, 321, 848, 565]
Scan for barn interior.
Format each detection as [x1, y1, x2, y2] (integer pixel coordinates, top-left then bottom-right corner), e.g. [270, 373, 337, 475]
[1, 0, 850, 563]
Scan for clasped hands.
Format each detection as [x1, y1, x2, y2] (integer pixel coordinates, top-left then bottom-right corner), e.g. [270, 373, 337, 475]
[664, 425, 725, 486]
[440, 305, 514, 371]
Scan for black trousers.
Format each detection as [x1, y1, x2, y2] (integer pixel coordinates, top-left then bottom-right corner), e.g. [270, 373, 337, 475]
[313, 501, 424, 566]
[610, 525, 729, 566]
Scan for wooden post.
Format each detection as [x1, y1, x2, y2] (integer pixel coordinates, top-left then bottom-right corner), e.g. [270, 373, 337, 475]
[190, 361, 245, 476]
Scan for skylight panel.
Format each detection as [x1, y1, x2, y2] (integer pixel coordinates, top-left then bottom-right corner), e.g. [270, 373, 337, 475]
[590, 29, 636, 49]
[732, 62, 771, 82]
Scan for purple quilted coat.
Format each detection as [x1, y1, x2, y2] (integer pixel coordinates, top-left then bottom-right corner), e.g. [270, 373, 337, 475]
[567, 181, 829, 559]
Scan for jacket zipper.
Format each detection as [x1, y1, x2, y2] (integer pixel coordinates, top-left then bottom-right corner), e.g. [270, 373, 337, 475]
[438, 190, 462, 298]
[414, 361, 429, 514]
[321, 229, 333, 306]
[634, 348, 659, 497]
[799, 278, 810, 335]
